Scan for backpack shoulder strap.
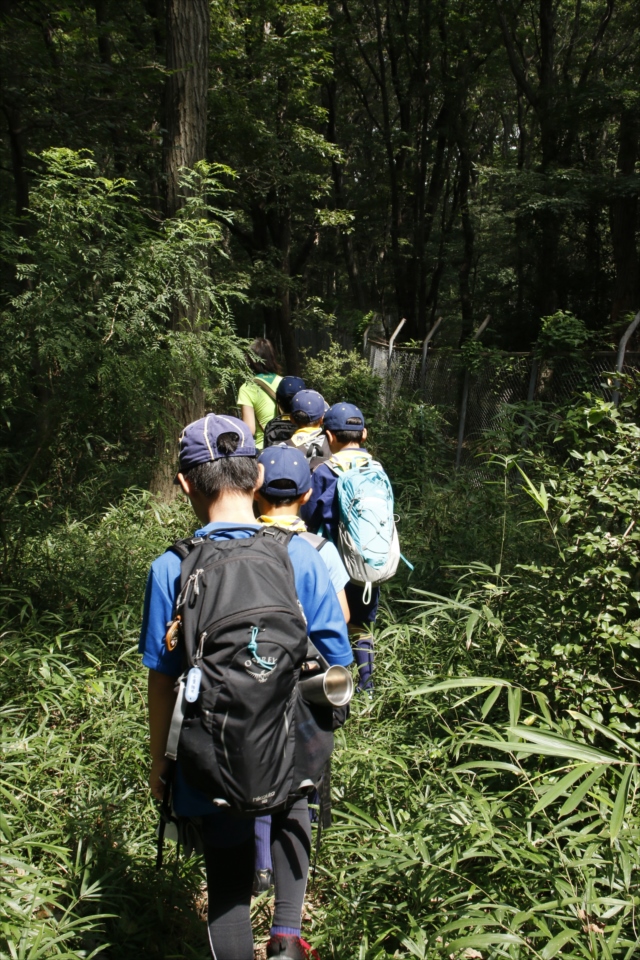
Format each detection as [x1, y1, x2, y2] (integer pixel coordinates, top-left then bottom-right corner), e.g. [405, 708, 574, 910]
[169, 536, 207, 560]
[256, 525, 295, 548]
[253, 377, 277, 401]
[299, 530, 328, 552]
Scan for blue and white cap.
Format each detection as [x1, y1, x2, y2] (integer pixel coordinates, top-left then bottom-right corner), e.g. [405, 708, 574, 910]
[291, 389, 326, 422]
[258, 444, 312, 498]
[178, 414, 255, 472]
[323, 402, 365, 431]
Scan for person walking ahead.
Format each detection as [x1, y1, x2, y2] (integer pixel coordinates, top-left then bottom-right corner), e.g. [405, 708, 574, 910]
[301, 403, 398, 696]
[238, 338, 282, 450]
[139, 414, 351, 959]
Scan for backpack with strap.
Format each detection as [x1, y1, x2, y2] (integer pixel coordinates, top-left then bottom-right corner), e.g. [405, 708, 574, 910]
[287, 427, 331, 466]
[164, 526, 334, 816]
[263, 415, 297, 447]
[328, 452, 400, 592]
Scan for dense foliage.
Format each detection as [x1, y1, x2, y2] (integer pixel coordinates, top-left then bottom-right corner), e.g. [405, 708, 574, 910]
[1, 2, 640, 958]
[2, 376, 639, 958]
[1, 1, 639, 352]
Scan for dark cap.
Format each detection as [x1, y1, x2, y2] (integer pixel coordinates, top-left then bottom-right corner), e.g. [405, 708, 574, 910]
[323, 402, 365, 431]
[291, 389, 325, 422]
[178, 414, 256, 473]
[276, 376, 306, 405]
[258, 444, 312, 498]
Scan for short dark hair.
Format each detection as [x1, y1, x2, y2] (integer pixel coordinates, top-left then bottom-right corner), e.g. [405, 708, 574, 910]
[330, 417, 364, 444]
[247, 338, 280, 374]
[291, 410, 322, 427]
[260, 478, 301, 507]
[184, 432, 258, 498]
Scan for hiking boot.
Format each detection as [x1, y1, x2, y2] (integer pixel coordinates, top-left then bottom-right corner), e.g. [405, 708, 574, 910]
[266, 934, 320, 959]
[253, 868, 273, 895]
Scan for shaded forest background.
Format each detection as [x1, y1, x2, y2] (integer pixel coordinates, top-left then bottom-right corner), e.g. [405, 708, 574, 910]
[2, 0, 640, 354]
[2, 0, 640, 498]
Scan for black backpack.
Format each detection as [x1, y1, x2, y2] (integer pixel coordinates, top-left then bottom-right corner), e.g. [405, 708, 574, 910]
[263, 415, 297, 447]
[164, 526, 334, 817]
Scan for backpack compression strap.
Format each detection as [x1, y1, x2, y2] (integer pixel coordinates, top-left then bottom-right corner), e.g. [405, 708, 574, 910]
[327, 451, 372, 474]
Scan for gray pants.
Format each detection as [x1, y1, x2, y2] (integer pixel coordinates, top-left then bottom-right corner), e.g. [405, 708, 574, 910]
[202, 798, 311, 960]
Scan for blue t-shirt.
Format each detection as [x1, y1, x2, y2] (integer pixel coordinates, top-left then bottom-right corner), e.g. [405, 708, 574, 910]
[319, 540, 349, 594]
[139, 521, 352, 820]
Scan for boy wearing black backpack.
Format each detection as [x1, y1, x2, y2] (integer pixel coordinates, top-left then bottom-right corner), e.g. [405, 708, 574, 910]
[300, 404, 399, 697]
[263, 376, 306, 447]
[286, 389, 331, 468]
[139, 414, 351, 960]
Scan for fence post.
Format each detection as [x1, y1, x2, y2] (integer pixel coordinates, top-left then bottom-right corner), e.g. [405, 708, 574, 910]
[420, 317, 443, 390]
[455, 314, 491, 468]
[612, 310, 640, 406]
[386, 318, 406, 406]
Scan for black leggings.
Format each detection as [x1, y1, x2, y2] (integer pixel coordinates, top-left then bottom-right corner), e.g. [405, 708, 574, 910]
[203, 798, 311, 960]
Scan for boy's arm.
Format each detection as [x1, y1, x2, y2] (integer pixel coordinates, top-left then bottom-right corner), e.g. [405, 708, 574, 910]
[139, 557, 182, 800]
[337, 588, 350, 623]
[300, 464, 333, 532]
[290, 538, 352, 666]
[148, 670, 177, 801]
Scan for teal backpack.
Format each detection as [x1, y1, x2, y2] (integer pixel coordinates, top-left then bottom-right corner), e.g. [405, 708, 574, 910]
[328, 452, 400, 600]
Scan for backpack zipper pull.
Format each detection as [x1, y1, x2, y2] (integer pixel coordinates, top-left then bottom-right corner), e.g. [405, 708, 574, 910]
[185, 631, 207, 703]
[248, 625, 276, 671]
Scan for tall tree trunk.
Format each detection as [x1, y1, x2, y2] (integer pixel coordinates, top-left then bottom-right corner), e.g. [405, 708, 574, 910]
[151, 0, 210, 499]
[457, 135, 475, 341]
[2, 103, 29, 219]
[610, 108, 640, 325]
[163, 0, 209, 217]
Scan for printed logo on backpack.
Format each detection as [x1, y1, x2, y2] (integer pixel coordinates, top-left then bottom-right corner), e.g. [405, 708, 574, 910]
[328, 451, 400, 588]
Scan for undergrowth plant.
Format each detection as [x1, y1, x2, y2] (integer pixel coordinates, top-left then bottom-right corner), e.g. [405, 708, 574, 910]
[2, 392, 640, 958]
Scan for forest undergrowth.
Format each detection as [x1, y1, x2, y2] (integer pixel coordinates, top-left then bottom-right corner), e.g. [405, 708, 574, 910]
[1, 374, 640, 959]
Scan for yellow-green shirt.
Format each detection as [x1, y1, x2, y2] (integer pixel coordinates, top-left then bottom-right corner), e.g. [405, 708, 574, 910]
[237, 373, 282, 449]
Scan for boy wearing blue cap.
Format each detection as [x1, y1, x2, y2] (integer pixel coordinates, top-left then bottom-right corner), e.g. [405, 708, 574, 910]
[250, 443, 351, 897]
[256, 443, 350, 623]
[263, 376, 306, 448]
[286, 389, 331, 467]
[139, 413, 351, 960]
[300, 403, 381, 696]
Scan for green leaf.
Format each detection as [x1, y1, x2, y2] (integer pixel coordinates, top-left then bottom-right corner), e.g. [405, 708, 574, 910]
[505, 727, 618, 764]
[465, 610, 480, 648]
[558, 764, 609, 817]
[446, 933, 525, 950]
[531, 763, 592, 815]
[610, 766, 633, 841]
[508, 686, 522, 727]
[481, 684, 502, 719]
[541, 928, 579, 959]
[567, 710, 640, 758]
[411, 677, 511, 696]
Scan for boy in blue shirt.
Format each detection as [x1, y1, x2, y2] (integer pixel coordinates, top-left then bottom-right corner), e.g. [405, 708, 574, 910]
[251, 443, 351, 895]
[139, 413, 351, 960]
[300, 403, 378, 695]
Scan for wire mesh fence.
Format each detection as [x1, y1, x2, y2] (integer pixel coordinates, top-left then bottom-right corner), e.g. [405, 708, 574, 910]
[365, 336, 640, 466]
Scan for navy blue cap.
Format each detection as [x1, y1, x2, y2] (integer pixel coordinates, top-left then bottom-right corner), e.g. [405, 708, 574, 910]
[258, 444, 311, 498]
[178, 414, 256, 472]
[276, 376, 306, 404]
[291, 389, 325, 422]
[323, 402, 365, 431]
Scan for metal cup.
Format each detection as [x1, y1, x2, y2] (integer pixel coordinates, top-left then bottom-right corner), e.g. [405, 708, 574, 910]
[299, 664, 354, 707]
